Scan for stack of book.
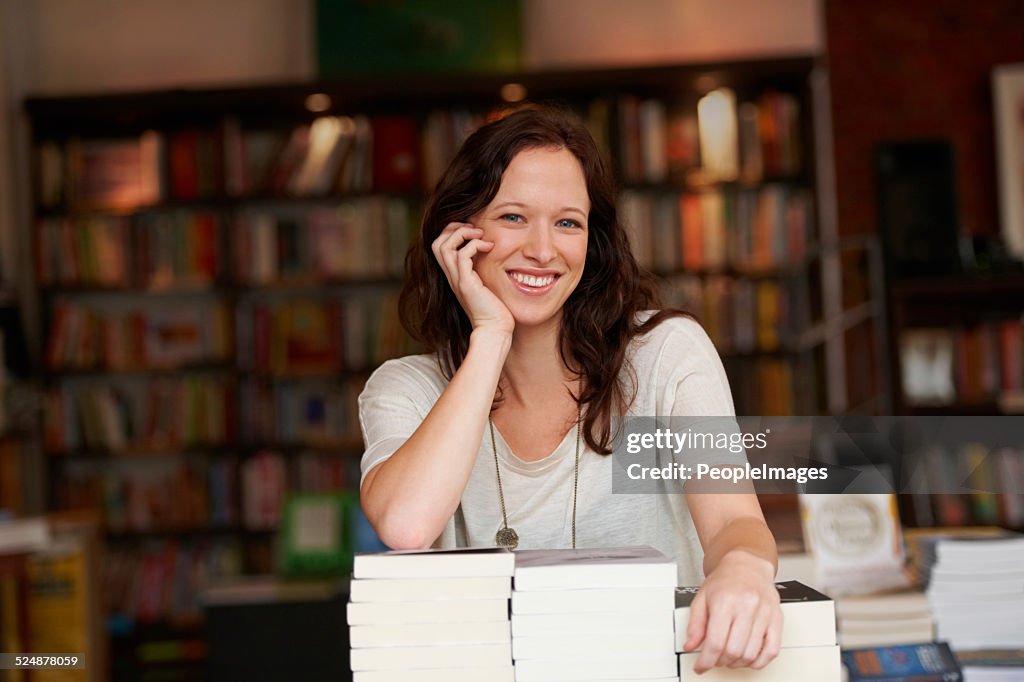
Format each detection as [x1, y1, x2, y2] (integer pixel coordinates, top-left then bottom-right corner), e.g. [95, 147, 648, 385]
[347, 547, 515, 682]
[926, 536, 1024, 652]
[835, 590, 934, 649]
[675, 580, 840, 681]
[511, 546, 678, 682]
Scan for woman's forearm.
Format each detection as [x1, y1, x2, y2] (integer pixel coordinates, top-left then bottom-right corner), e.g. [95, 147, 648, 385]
[361, 327, 512, 549]
[702, 515, 778, 579]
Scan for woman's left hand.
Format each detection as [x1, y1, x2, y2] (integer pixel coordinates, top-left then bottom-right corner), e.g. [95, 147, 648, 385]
[682, 550, 782, 674]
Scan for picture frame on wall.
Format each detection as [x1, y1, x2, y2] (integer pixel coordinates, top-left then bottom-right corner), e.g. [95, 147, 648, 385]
[993, 63, 1024, 263]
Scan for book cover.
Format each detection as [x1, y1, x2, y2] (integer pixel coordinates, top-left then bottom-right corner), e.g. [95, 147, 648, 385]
[371, 116, 421, 193]
[842, 642, 962, 682]
[512, 546, 676, 590]
[353, 546, 514, 580]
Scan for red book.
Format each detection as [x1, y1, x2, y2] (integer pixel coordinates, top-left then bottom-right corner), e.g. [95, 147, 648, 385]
[168, 129, 201, 200]
[371, 116, 421, 192]
[680, 193, 704, 271]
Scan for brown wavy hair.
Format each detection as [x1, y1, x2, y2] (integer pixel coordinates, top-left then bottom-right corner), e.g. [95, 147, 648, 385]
[399, 104, 689, 454]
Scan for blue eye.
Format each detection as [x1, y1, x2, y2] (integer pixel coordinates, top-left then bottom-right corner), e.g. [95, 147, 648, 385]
[557, 219, 583, 229]
[501, 214, 524, 223]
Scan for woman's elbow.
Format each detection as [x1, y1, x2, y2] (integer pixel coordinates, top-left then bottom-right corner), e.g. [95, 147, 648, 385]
[373, 511, 437, 550]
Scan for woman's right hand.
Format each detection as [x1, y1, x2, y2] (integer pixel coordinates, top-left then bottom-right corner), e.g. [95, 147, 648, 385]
[431, 222, 514, 335]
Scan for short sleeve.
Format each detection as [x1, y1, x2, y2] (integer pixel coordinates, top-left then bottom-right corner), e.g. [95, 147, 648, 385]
[357, 356, 441, 487]
[640, 315, 748, 471]
[647, 316, 737, 417]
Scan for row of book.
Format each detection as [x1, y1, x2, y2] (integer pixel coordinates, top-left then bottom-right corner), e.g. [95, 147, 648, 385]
[238, 379, 362, 447]
[35, 110, 477, 209]
[661, 272, 821, 355]
[724, 352, 824, 416]
[36, 89, 800, 213]
[36, 204, 417, 290]
[620, 184, 813, 275]
[905, 445, 1024, 529]
[43, 376, 234, 453]
[233, 198, 412, 284]
[45, 297, 232, 370]
[603, 90, 803, 187]
[36, 212, 222, 289]
[900, 318, 1024, 408]
[102, 540, 244, 626]
[347, 546, 841, 681]
[42, 375, 373, 455]
[54, 450, 356, 533]
[235, 293, 414, 375]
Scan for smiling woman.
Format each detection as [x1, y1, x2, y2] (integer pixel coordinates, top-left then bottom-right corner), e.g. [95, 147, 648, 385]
[357, 105, 784, 673]
[471, 146, 589, 329]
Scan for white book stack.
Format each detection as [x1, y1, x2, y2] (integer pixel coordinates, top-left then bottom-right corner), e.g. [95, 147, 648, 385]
[835, 590, 933, 649]
[925, 536, 1024, 652]
[675, 580, 841, 681]
[511, 546, 679, 682]
[347, 547, 516, 682]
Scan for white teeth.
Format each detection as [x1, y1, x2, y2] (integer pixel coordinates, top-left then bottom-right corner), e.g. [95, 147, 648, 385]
[511, 272, 555, 287]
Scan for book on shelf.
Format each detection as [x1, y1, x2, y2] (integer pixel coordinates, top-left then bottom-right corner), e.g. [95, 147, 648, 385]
[45, 297, 231, 371]
[138, 211, 222, 289]
[36, 216, 131, 287]
[841, 641, 962, 682]
[167, 127, 224, 200]
[104, 540, 244, 626]
[0, 517, 51, 554]
[66, 133, 164, 210]
[43, 375, 234, 453]
[900, 318, 1024, 410]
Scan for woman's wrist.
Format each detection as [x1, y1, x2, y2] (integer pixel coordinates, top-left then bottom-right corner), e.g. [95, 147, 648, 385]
[469, 326, 513, 355]
[715, 548, 776, 581]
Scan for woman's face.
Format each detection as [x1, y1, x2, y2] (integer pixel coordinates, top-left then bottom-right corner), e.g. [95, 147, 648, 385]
[471, 146, 590, 331]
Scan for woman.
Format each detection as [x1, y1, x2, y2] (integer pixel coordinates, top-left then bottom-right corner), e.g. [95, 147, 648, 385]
[358, 105, 782, 672]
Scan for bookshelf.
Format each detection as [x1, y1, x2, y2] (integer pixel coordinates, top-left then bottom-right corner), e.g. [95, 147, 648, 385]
[887, 275, 1024, 534]
[23, 56, 882, 676]
[889, 275, 1024, 416]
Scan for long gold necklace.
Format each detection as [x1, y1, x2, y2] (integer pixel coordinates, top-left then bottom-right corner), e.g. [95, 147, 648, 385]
[489, 405, 582, 550]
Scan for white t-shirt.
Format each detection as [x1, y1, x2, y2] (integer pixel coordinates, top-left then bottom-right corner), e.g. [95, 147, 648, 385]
[357, 313, 739, 586]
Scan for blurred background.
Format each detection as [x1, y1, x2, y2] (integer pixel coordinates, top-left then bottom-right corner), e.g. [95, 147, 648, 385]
[0, 1, 1022, 680]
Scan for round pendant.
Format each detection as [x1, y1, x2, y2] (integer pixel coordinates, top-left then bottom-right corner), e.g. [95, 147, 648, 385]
[495, 526, 519, 549]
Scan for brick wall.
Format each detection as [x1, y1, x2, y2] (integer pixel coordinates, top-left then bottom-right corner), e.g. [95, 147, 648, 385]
[825, 0, 1024, 237]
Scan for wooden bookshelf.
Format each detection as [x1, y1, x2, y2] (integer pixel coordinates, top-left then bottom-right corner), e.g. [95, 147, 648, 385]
[23, 56, 885, 675]
[888, 275, 1024, 416]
